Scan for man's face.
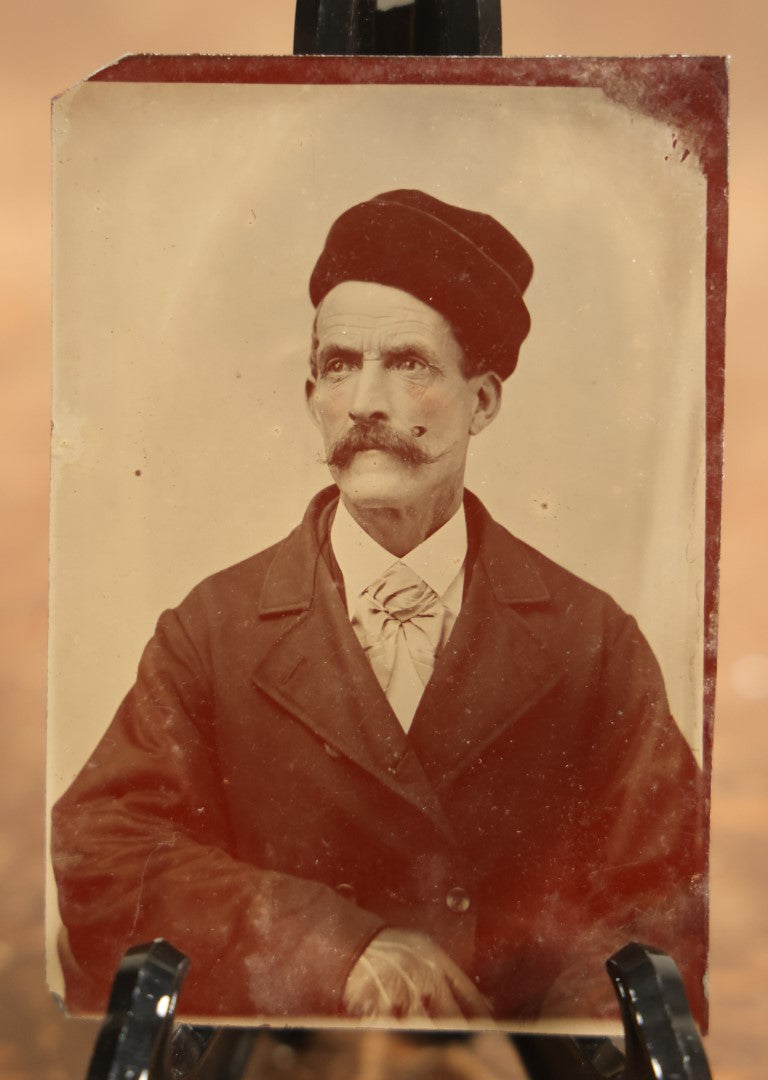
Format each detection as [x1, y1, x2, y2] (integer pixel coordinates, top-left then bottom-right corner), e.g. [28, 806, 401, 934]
[306, 281, 500, 515]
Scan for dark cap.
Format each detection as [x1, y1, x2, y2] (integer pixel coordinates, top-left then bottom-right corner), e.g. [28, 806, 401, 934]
[309, 189, 533, 379]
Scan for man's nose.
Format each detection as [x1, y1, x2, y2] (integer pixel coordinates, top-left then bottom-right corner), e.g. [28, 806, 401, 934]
[348, 359, 390, 423]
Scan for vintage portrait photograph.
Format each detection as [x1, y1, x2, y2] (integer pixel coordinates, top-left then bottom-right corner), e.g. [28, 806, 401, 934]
[47, 56, 724, 1033]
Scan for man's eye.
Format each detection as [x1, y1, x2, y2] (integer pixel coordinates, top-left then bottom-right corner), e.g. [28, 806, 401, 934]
[392, 356, 426, 372]
[322, 357, 356, 376]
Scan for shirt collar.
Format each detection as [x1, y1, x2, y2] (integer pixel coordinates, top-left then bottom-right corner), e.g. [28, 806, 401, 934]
[330, 497, 468, 618]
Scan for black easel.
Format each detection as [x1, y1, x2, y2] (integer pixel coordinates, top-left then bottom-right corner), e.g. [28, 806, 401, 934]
[81, 6, 713, 1076]
[294, 0, 501, 57]
[84, 938, 711, 1079]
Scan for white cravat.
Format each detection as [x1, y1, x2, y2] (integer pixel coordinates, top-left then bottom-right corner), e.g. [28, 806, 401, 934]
[330, 499, 467, 731]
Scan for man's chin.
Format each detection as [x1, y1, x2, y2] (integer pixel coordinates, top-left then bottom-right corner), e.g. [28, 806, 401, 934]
[331, 458, 417, 508]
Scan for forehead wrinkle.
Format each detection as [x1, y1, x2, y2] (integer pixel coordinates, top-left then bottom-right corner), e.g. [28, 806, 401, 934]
[317, 313, 453, 345]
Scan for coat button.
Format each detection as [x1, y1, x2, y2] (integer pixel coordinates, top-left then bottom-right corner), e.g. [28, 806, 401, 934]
[446, 886, 470, 914]
[336, 883, 356, 901]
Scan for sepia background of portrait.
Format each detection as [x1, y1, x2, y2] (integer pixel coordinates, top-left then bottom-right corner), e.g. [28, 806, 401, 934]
[2, 2, 766, 1078]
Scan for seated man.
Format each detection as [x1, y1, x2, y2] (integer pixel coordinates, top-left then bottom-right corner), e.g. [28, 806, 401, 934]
[52, 189, 707, 1024]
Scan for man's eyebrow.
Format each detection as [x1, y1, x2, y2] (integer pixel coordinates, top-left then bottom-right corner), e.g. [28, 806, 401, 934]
[316, 344, 361, 364]
[384, 342, 441, 365]
[385, 342, 436, 357]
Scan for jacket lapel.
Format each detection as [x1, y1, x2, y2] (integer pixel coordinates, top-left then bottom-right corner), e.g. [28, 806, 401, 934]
[251, 490, 456, 839]
[408, 494, 562, 789]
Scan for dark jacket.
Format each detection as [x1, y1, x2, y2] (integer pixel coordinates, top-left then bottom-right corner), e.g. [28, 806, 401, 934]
[52, 488, 707, 1023]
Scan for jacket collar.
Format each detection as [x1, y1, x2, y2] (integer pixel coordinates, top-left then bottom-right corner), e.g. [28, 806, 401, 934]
[463, 489, 551, 606]
[258, 486, 551, 616]
[257, 488, 338, 616]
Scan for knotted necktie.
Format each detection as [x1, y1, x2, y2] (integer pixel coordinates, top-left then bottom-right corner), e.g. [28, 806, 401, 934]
[352, 561, 449, 731]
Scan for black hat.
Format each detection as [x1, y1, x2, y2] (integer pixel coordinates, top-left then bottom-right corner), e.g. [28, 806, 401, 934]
[309, 189, 533, 379]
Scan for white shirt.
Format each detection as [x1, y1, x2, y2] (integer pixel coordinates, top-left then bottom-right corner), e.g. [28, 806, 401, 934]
[330, 499, 467, 730]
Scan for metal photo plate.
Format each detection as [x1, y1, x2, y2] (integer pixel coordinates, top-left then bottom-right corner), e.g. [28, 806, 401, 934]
[48, 55, 726, 1034]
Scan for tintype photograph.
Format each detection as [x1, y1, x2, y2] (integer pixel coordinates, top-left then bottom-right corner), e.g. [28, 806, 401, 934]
[47, 56, 726, 1032]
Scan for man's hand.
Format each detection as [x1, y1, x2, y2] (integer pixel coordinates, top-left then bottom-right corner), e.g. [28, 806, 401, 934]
[342, 929, 492, 1020]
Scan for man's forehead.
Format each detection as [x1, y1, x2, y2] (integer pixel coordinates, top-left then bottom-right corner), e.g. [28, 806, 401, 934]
[315, 281, 455, 344]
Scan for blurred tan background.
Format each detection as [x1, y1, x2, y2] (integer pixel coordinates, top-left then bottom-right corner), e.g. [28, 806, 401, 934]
[1, 2, 765, 1078]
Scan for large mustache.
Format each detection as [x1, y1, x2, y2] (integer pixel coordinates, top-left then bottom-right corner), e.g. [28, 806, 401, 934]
[324, 423, 441, 470]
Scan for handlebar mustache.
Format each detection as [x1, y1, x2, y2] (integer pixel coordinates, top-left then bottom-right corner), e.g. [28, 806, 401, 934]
[325, 424, 441, 469]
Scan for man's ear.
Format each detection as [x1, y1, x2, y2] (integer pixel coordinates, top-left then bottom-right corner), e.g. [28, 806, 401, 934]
[305, 376, 319, 425]
[469, 371, 502, 435]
